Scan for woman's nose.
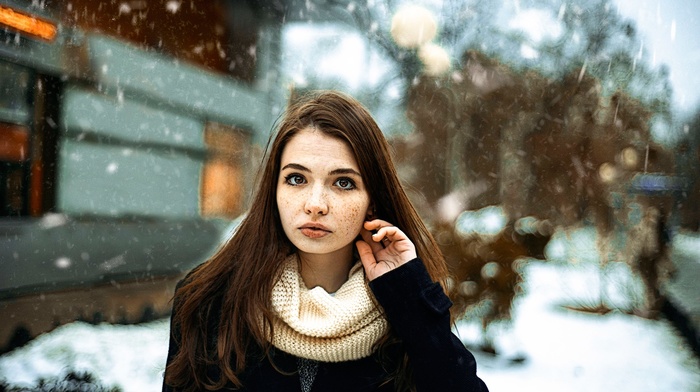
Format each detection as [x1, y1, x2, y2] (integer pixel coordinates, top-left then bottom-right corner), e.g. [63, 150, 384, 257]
[304, 185, 329, 215]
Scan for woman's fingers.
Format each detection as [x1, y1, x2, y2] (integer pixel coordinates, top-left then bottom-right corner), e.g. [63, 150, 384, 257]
[364, 219, 403, 245]
[359, 226, 384, 253]
[363, 219, 393, 232]
[358, 220, 418, 281]
[356, 239, 394, 281]
[371, 225, 400, 246]
[355, 240, 377, 275]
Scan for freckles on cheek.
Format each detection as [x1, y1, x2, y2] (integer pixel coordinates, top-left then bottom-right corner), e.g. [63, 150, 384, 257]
[342, 202, 367, 235]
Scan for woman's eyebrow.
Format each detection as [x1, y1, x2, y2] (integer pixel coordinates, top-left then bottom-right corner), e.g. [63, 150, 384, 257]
[281, 163, 360, 177]
[281, 163, 310, 172]
[329, 168, 361, 176]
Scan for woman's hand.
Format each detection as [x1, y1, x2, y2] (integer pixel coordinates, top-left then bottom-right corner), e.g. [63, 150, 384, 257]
[356, 219, 417, 281]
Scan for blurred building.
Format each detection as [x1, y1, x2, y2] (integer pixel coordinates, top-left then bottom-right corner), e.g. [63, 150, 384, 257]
[0, 0, 303, 352]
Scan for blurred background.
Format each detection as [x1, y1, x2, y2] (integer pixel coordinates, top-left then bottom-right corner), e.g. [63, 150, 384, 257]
[0, 0, 699, 390]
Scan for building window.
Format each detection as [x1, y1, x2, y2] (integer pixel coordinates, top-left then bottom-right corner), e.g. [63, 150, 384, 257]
[200, 122, 253, 219]
[0, 60, 60, 217]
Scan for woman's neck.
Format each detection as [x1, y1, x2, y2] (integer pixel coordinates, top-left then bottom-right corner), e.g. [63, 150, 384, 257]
[297, 246, 354, 293]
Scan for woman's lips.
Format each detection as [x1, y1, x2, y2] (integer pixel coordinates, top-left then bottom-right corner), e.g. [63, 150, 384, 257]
[299, 223, 331, 238]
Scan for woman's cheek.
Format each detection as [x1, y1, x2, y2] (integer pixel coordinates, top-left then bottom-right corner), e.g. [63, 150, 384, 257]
[342, 196, 370, 235]
[276, 191, 295, 229]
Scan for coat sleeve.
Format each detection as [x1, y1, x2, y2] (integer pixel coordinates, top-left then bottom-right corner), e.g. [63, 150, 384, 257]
[369, 258, 488, 392]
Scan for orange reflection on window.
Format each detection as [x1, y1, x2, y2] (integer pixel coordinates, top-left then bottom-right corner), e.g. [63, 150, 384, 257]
[0, 123, 29, 162]
[201, 123, 253, 219]
[0, 5, 57, 41]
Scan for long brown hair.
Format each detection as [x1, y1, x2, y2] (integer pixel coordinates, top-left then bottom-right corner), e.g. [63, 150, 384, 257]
[165, 90, 448, 391]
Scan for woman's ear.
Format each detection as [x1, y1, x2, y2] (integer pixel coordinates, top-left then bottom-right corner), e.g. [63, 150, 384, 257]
[365, 204, 376, 221]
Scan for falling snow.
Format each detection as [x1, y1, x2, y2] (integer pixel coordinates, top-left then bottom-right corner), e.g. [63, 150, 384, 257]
[165, 1, 181, 14]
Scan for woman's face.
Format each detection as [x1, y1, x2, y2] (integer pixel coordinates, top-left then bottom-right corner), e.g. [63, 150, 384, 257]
[276, 128, 371, 260]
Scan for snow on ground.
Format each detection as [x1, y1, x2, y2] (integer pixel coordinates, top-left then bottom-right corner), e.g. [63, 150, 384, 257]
[675, 230, 700, 256]
[1, 227, 699, 391]
[465, 261, 700, 391]
[0, 320, 169, 391]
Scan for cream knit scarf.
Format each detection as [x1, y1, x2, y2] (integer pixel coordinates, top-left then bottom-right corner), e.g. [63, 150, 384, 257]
[267, 254, 388, 362]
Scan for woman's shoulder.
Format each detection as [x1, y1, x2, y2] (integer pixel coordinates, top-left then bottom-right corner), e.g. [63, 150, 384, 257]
[170, 261, 224, 325]
[172, 261, 212, 301]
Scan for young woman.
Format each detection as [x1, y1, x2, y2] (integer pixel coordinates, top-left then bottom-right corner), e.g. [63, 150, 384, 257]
[163, 91, 488, 392]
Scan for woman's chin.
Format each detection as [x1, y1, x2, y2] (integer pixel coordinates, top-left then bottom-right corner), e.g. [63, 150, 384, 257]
[292, 239, 354, 259]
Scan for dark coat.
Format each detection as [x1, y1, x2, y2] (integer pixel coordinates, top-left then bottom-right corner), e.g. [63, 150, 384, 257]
[162, 259, 488, 391]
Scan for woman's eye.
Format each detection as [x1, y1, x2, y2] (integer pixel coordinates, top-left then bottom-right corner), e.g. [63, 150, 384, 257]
[335, 178, 356, 190]
[285, 174, 306, 186]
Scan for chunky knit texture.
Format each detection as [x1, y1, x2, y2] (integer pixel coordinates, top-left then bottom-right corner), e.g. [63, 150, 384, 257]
[267, 254, 388, 362]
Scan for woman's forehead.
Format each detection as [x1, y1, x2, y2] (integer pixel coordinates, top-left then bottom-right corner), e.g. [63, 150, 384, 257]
[280, 129, 359, 170]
